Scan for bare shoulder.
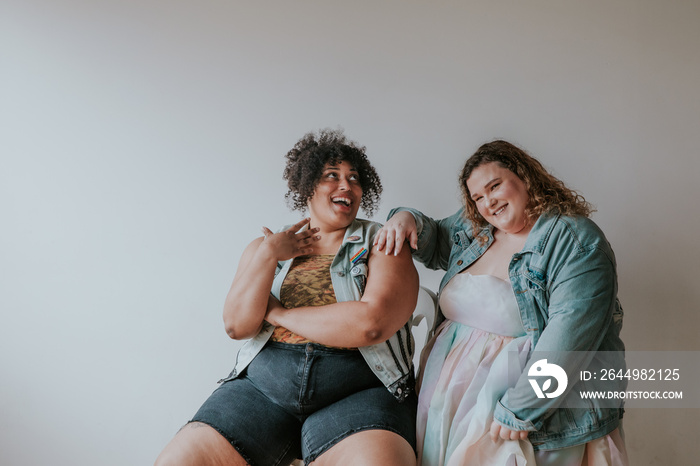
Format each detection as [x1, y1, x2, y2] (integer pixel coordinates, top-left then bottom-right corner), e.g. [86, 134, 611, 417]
[231, 236, 268, 280]
[244, 236, 265, 252]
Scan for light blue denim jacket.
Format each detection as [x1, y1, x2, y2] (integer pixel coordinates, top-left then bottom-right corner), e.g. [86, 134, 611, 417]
[222, 218, 416, 401]
[389, 207, 625, 450]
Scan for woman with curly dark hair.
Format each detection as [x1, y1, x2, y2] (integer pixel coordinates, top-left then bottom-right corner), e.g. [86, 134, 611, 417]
[156, 129, 419, 466]
[375, 140, 628, 465]
[283, 129, 383, 216]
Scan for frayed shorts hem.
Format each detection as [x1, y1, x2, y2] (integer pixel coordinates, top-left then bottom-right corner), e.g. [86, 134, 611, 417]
[304, 425, 416, 465]
[185, 420, 261, 466]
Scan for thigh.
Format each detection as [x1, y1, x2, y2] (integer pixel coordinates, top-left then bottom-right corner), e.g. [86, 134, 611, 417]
[301, 386, 417, 464]
[191, 376, 302, 466]
[311, 429, 416, 466]
[154, 422, 248, 466]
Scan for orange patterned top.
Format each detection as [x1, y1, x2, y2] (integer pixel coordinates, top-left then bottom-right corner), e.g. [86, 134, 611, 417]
[271, 255, 354, 348]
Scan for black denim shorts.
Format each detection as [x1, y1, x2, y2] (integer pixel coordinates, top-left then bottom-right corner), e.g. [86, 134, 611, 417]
[191, 342, 417, 466]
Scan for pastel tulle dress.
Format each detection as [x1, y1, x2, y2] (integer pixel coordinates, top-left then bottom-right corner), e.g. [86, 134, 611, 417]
[416, 272, 629, 466]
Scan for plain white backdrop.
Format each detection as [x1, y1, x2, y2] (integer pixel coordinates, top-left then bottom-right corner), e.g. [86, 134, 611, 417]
[2, 1, 699, 464]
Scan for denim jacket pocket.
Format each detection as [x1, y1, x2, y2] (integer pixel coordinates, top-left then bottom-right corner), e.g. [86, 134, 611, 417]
[452, 230, 470, 248]
[524, 268, 549, 317]
[525, 267, 546, 290]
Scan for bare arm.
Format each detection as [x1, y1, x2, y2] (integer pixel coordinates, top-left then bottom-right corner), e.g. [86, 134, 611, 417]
[222, 218, 320, 340]
[266, 244, 419, 347]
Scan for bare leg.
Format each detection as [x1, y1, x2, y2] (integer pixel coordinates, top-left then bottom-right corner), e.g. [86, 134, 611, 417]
[310, 429, 416, 466]
[154, 422, 249, 466]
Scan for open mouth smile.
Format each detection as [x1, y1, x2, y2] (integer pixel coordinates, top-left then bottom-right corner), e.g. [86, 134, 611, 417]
[332, 196, 352, 207]
[492, 205, 507, 216]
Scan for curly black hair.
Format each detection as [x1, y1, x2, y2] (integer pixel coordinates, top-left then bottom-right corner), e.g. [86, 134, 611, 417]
[283, 128, 382, 217]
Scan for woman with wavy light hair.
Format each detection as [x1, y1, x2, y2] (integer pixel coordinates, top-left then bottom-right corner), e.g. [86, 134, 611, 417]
[376, 140, 628, 465]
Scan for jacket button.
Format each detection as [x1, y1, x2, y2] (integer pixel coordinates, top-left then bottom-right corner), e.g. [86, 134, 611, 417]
[457, 260, 463, 266]
[338, 271, 345, 277]
[375, 365, 384, 371]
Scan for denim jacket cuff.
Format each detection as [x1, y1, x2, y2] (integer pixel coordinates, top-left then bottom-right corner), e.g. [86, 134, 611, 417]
[493, 400, 538, 431]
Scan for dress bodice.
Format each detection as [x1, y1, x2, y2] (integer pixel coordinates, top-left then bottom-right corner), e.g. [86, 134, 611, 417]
[438, 272, 526, 337]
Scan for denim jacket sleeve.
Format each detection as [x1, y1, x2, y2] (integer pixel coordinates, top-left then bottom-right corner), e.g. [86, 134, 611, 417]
[494, 225, 620, 431]
[387, 207, 465, 271]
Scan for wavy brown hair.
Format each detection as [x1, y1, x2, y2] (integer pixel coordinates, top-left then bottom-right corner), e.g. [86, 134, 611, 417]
[283, 128, 382, 216]
[459, 140, 594, 233]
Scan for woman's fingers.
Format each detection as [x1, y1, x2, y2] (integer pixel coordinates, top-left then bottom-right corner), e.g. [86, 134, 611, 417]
[266, 218, 320, 242]
[408, 229, 418, 250]
[291, 220, 320, 256]
[260, 219, 320, 260]
[374, 229, 387, 251]
[288, 217, 311, 233]
[489, 421, 528, 442]
[383, 229, 396, 255]
[300, 234, 321, 246]
[391, 229, 405, 256]
[298, 227, 320, 241]
[375, 212, 418, 255]
[375, 224, 416, 255]
[287, 218, 319, 243]
[489, 421, 501, 442]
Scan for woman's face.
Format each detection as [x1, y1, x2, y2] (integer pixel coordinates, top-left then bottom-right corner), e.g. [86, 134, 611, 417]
[307, 161, 363, 230]
[466, 162, 531, 235]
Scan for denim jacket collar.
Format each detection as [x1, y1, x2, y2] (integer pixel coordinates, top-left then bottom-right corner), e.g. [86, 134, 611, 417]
[521, 211, 561, 255]
[299, 219, 366, 244]
[473, 211, 562, 256]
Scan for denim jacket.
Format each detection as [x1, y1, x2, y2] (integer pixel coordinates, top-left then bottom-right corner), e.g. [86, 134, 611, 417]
[389, 207, 625, 450]
[223, 218, 415, 401]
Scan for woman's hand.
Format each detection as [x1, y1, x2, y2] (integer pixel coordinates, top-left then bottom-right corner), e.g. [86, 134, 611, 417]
[223, 218, 319, 340]
[260, 218, 321, 262]
[374, 211, 418, 256]
[265, 295, 286, 327]
[489, 420, 529, 442]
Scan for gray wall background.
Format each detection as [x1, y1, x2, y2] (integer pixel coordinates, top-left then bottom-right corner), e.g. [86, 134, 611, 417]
[2, 0, 698, 464]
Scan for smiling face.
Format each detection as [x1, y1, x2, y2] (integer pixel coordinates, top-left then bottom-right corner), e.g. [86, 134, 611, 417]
[307, 161, 363, 231]
[466, 162, 531, 235]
